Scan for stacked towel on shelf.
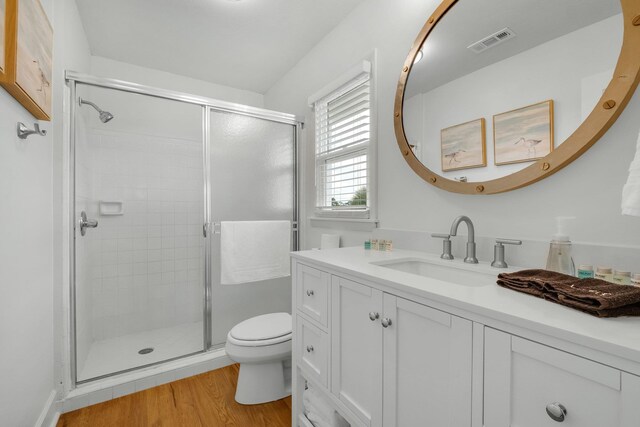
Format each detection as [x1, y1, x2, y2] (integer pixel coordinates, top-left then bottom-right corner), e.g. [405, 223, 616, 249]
[497, 269, 640, 318]
[622, 130, 640, 217]
[303, 386, 349, 427]
[220, 220, 291, 285]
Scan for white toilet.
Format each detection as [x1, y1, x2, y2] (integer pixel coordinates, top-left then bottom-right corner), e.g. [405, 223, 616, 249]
[225, 312, 292, 405]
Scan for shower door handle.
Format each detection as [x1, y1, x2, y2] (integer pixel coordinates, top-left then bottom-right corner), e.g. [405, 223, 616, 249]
[79, 211, 98, 236]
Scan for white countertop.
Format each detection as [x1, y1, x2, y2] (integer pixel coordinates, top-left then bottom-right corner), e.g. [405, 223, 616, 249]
[292, 247, 640, 364]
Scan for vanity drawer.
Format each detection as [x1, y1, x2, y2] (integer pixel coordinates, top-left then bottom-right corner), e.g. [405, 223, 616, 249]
[484, 328, 640, 427]
[297, 264, 330, 328]
[296, 316, 329, 387]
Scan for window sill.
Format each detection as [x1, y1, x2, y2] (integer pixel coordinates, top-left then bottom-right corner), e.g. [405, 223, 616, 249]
[309, 217, 379, 232]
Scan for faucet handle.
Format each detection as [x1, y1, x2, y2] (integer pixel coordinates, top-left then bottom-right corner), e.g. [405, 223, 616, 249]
[431, 233, 450, 239]
[496, 238, 522, 246]
[431, 233, 453, 260]
[491, 238, 522, 268]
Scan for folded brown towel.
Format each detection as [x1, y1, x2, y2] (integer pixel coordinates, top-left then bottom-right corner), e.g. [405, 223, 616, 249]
[497, 269, 640, 318]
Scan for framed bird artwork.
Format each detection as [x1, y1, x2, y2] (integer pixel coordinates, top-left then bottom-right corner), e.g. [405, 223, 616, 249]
[493, 100, 554, 166]
[440, 118, 487, 172]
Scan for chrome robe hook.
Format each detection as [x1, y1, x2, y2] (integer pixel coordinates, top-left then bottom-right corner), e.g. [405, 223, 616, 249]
[17, 122, 47, 139]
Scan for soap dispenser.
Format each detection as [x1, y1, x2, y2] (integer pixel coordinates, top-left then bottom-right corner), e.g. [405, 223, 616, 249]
[546, 216, 576, 276]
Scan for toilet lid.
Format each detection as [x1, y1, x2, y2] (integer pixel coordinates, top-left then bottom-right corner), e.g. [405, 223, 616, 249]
[229, 312, 292, 342]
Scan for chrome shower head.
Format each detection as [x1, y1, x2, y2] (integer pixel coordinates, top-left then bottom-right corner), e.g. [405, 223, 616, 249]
[99, 111, 114, 123]
[79, 98, 114, 123]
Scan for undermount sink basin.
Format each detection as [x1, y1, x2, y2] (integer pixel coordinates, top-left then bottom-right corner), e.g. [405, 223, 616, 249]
[371, 257, 499, 287]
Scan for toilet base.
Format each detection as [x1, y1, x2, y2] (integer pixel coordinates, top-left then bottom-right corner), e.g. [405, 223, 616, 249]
[235, 360, 291, 405]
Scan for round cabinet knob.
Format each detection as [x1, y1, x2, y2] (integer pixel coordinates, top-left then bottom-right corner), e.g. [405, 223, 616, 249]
[369, 312, 380, 321]
[546, 402, 567, 422]
[306, 290, 314, 297]
[306, 345, 314, 353]
[381, 317, 392, 328]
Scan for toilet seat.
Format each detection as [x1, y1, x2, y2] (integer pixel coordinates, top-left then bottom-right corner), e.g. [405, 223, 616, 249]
[228, 312, 292, 347]
[227, 332, 292, 347]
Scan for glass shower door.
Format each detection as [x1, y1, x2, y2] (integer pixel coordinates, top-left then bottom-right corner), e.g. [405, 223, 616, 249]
[73, 84, 206, 382]
[209, 110, 297, 346]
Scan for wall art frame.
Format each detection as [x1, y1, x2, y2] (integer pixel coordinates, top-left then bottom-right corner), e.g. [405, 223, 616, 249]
[441, 118, 486, 172]
[0, 0, 52, 121]
[493, 100, 554, 166]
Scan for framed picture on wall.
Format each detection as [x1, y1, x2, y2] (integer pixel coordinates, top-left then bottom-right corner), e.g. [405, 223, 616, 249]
[441, 118, 486, 172]
[0, 0, 53, 120]
[0, 0, 6, 82]
[493, 100, 554, 165]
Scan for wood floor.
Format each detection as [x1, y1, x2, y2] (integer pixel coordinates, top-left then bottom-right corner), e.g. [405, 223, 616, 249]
[57, 364, 292, 427]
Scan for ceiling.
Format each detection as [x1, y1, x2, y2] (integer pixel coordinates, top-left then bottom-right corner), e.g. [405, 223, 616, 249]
[75, 0, 367, 94]
[405, 0, 621, 97]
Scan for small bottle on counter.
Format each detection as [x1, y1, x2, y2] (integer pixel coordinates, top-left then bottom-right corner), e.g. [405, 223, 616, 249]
[594, 267, 614, 283]
[364, 240, 371, 250]
[384, 240, 393, 251]
[577, 265, 594, 279]
[545, 217, 576, 276]
[613, 270, 632, 286]
[631, 273, 640, 287]
[371, 239, 379, 251]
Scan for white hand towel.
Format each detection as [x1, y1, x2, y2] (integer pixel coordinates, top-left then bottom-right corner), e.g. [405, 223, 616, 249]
[220, 220, 291, 285]
[622, 131, 640, 217]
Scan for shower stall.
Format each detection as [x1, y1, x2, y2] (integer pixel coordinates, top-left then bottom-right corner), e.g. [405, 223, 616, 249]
[66, 72, 301, 384]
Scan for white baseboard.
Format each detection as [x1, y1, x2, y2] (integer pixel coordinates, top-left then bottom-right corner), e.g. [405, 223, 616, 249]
[35, 389, 61, 427]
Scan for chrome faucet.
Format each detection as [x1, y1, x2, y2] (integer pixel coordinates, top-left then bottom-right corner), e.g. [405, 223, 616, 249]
[450, 216, 478, 264]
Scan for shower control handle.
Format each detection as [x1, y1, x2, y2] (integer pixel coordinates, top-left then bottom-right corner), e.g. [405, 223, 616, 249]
[79, 211, 98, 236]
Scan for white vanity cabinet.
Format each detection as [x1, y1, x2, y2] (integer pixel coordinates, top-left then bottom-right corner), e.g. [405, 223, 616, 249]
[294, 262, 474, 427]
[484, 328, 640, 427]
[291, 254, 640, 427]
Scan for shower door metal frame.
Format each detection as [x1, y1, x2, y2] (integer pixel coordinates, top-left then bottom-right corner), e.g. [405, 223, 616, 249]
[66, 71, 302, 387]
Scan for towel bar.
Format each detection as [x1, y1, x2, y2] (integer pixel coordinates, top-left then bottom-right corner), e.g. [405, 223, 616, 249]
[211, 221, 298, 235]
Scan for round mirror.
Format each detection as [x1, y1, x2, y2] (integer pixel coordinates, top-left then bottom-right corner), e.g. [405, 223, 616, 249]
[395, 0, 640, 194]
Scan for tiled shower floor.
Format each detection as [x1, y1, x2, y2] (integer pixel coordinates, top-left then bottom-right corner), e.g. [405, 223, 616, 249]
[78, 321, 204, 382]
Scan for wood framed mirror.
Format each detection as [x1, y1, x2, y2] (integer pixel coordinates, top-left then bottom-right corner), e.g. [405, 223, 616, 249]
[394, 0, 640, 194]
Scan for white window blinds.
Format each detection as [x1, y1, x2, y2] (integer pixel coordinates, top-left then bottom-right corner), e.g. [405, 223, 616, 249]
[314, 72, 371, 216]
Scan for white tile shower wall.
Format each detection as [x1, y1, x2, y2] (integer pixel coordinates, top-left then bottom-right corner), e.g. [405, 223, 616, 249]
[87, 130, 204, 341]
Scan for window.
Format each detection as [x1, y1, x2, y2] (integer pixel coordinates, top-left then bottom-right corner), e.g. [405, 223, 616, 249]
[311, 63, 373, 218]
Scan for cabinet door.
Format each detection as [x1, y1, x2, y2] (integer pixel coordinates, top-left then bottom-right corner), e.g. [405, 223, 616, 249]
[484, 328, 640, 427]
[382, 294, 473, 427]
[331, 276, 383, 427]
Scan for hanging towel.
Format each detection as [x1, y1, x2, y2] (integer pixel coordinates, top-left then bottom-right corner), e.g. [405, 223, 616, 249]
[622, 130, 640, 217]
[220, 220, 291, 285]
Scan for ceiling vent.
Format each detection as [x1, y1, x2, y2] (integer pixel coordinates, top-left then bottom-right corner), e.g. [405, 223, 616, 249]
[468, 27, 516, 54]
